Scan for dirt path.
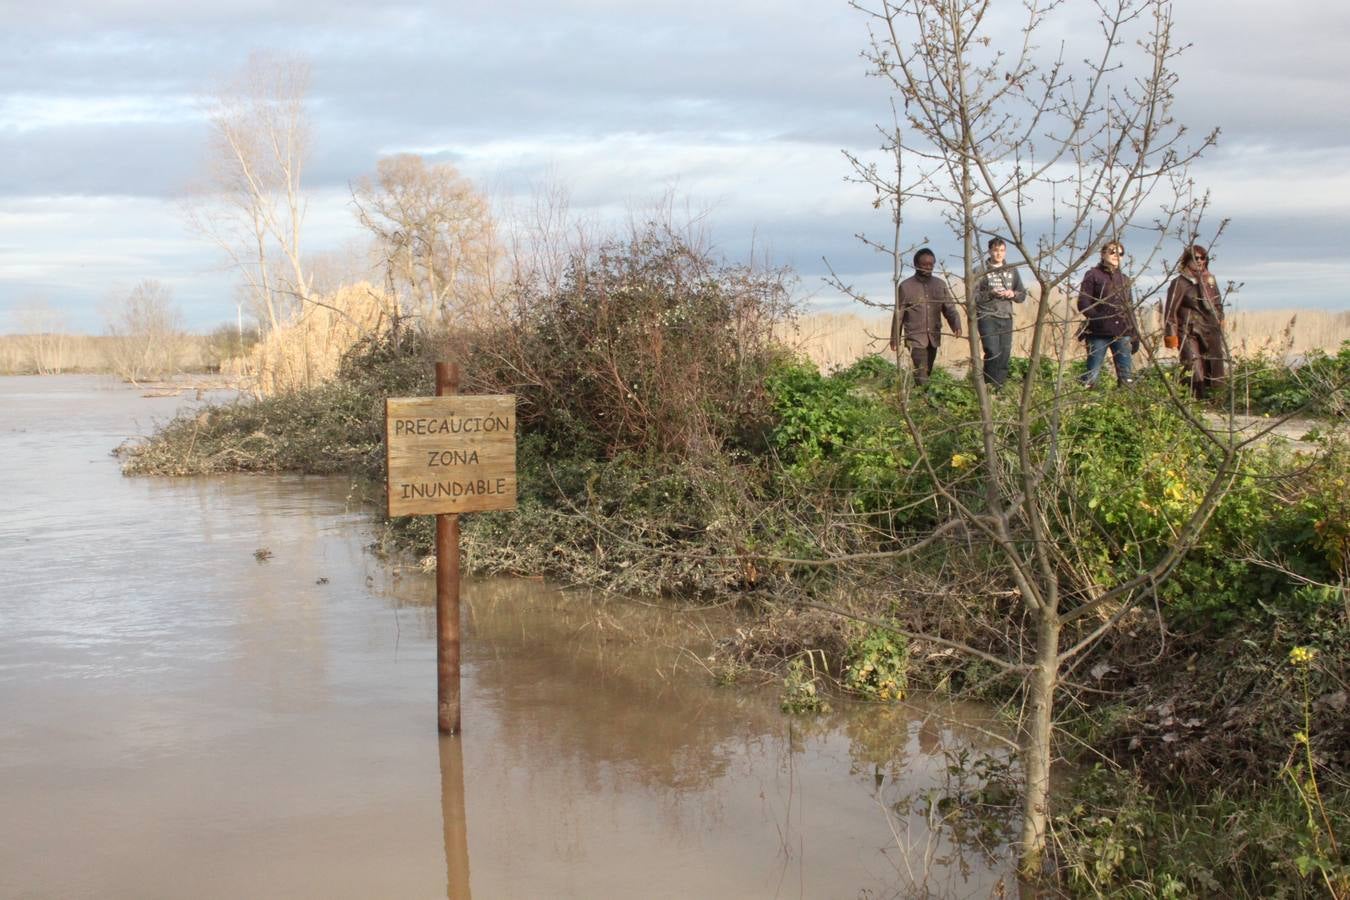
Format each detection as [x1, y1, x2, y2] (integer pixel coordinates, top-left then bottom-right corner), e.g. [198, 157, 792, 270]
[1202, 412, 1337, 453]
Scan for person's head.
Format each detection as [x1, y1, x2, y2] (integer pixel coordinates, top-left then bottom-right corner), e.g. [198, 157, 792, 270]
[913, 248, 936, 277]
[1100, 240, 1124, 269]
[988, 237, 1007, 265]
[1179, 243, 1209, 274]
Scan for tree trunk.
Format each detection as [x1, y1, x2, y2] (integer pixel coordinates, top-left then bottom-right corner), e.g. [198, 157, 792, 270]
[1019, 607, 1060, 876]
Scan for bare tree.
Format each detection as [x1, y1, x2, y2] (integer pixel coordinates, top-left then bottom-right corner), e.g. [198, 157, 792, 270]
[186, 51, 313, 333]
[351, 154, 498, 331]
[12, 299, 72, 374]
[501, 177, 586, 299]
[840, 0, 1240, 873]
[104, 279, 187, 383]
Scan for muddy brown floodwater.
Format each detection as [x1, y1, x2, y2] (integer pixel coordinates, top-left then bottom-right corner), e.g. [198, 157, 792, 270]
[0, 375, 1015, 898]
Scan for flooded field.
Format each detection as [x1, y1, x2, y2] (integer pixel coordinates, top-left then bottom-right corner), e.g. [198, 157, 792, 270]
[0, 375, 1014, 898]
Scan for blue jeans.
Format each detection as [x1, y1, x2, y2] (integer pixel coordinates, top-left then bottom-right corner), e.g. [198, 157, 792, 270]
[1081, 336, 1134, 386]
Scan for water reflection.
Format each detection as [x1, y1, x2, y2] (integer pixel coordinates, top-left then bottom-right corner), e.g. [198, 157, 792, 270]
[377, 568, 1017, 897]
[440, 737, 472, 900]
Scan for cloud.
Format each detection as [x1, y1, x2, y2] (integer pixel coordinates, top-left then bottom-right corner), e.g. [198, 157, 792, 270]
[1, 0, 1346, 332]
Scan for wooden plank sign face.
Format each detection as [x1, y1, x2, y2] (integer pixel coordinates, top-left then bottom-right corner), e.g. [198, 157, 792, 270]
[385, 395, 517, 516]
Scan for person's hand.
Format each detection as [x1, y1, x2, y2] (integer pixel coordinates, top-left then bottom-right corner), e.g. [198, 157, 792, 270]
[953, 328, 963, 339]
[888, 337, 898, 352]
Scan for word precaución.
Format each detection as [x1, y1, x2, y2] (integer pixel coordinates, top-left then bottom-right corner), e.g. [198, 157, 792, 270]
[392, 415, 512, 436]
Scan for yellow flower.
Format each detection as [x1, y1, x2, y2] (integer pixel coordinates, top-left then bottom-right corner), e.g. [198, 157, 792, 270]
[950, 452, 977, 470]
[1289, 646, 1318, 667]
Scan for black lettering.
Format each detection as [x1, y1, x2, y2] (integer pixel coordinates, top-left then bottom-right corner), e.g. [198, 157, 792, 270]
[426, 449, 481, 467]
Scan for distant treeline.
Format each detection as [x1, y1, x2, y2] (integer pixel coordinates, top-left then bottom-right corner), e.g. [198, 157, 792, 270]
[0, 325, 259, 380]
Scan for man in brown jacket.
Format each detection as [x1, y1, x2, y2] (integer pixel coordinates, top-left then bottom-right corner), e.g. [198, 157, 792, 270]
[889, 248, 963, 384]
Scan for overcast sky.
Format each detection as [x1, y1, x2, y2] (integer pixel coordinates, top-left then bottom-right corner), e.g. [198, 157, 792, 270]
[2, 0, 1347, 332]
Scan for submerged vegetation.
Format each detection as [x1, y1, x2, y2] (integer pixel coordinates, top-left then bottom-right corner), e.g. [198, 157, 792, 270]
[120, 221, 1350, 895]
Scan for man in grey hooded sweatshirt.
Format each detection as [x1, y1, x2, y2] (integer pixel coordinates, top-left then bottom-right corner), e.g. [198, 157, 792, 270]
[973, 236, 1027, 389]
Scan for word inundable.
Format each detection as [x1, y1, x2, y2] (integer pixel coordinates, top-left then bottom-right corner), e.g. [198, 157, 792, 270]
[398, 477, 510, 501]
[391, 414, 513, 436]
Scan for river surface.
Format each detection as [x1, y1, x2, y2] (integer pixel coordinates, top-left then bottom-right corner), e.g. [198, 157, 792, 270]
[0, 375, 1013, 898]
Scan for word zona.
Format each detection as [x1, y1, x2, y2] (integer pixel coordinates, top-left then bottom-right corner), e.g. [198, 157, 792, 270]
[428, 449, 480, 467]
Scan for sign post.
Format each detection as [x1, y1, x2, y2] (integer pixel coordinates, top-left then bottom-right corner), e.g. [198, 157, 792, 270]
[385, 362, 516, 734]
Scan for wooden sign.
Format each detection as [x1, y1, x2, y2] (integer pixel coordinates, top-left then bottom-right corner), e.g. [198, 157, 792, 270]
[385, 395, 517, 516]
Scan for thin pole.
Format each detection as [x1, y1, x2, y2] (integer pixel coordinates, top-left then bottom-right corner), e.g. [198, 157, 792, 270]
[435, 361, 462, 735]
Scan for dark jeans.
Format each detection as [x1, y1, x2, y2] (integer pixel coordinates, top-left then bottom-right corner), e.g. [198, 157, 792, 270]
[910, 345, 939, 384]
[977, 315, 1013, 387]
[1081, 336, 1134, 386]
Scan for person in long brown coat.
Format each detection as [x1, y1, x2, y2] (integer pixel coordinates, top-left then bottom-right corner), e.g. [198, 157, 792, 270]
[1164, 243, 1225, 399]
[889, 247, 963, 384]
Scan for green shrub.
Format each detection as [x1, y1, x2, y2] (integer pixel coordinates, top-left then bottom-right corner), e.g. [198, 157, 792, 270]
[842, 625, 909, 701]
[780, 655, 829, 713]
[1230, 341, 1349, 418]
[1054, 765, 1350, 897]
[1055, 379, 1342, 628]
[765, 355, 933, 518]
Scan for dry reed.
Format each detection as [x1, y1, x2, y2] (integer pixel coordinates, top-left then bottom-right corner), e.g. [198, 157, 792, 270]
[0, 334, 211, 376]
[244, 282, 394, 395]
[780, 304, 1350, 372]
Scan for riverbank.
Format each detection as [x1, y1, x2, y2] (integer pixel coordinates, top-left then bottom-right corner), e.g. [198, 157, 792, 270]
[115, 313, 1350, 895]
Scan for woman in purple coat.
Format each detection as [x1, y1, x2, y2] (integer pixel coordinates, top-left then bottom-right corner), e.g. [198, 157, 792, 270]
[1077, 240, 1140, 387]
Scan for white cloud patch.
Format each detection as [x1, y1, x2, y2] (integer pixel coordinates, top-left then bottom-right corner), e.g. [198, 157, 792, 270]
[0, 94, 199, 132]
